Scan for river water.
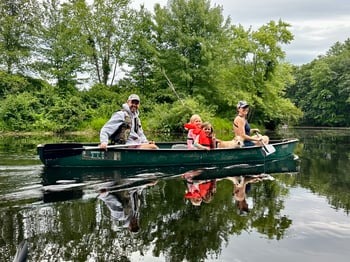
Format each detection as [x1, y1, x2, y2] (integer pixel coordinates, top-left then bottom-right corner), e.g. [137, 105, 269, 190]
[0, 128, 349, 262]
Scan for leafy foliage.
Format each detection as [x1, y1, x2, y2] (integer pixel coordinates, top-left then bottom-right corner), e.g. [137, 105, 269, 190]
[7, 0, 350, 132]
[216, 20, 302, 128]
[151, 0, 230, 104]
[145, 97, 216, 132]
[0, 71, 30, 98]
[45, 95, 93, 132]
[0, 92, 43, 131]
[287, 39, 350, 127]
[69, 0, 132, 86]
[0, 0, 39, 73]
[0, 72, 93, 131]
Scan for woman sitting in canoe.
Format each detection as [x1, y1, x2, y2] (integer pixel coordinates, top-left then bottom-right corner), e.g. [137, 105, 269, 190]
[99, 94, 158, 150]
[233, 101, 269, 147]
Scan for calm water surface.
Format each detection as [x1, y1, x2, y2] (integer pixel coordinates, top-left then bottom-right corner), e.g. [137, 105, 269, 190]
[0, 129, 349, 262]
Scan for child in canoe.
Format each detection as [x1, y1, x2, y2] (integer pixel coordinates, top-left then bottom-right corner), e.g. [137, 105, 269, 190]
[184, 114, 202, 149]
[184, 122, 219, 150]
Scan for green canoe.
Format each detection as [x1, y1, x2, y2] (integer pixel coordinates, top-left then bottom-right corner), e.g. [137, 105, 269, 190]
[37, 139, 298, 168]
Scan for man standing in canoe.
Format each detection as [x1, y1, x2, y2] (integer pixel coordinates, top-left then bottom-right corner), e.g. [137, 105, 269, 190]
[99, 94, 158, 149]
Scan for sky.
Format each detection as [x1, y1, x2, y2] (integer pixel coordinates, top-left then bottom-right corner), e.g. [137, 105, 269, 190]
[130, 0, 350, 65]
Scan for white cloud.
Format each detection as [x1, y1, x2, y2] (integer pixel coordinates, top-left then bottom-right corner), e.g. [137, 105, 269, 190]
[131, 0, 350, 65]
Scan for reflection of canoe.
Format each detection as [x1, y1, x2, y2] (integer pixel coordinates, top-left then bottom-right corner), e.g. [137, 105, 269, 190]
[41, 157, 299, 185]
[37, 139, 298, 168]
[186, 157, 299, 180]
[41, 165, 195, 185]
[42, 180, 85, 203]
[42, 187, 84, 203]
[40, 157, 299, 203]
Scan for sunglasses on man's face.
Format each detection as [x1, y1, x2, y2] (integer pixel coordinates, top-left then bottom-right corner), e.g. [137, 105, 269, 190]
[130, 100, 140, 105]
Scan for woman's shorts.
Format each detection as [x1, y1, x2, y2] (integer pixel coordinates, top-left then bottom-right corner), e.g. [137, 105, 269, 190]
[243, 141, 255, 147]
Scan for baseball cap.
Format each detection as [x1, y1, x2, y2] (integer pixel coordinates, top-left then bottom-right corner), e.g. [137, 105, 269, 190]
[237, 101, 249, 109]
[128, 94, 140, 102]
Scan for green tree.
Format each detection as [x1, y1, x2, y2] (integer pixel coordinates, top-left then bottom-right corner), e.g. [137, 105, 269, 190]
[70, 0, 131, 86]
[288, 39, 350, 127]
[0, 0, 39, 73]
[150, 0, 231, 103]
[45, 95, 93, 132]
[124, 6, 159, 95]
[125, 0, 302, 131]
[33, 0, 85, 94]
[217, 20, 301, 127]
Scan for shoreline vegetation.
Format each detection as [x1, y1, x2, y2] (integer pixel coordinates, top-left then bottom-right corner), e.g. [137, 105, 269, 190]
[1, 126, 349, 138]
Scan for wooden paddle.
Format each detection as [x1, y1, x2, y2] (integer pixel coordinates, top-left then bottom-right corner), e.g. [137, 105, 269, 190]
[255, 132, 276, 156]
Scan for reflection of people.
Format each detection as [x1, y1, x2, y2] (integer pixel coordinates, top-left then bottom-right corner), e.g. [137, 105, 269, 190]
[98, 180, 157, 232]
[226, 174, 273, 214]
[184, 114, 202, 149]
[182, 170, 217, 206]
[98, 188, 125, 219]
[99, 94, 158, 150]
[233, 101, 269, 147]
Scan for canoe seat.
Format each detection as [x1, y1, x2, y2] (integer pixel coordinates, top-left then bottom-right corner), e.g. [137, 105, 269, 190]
[171, 144, 188, 150]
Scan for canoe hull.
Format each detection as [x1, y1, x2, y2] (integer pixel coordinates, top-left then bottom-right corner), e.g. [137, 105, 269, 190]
[37, 139, 299, 168]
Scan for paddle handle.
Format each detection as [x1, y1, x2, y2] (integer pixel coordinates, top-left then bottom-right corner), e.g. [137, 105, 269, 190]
[255, 131, 276, 156]
[83, 144, 142, 150]
[254, 131, 264, 144]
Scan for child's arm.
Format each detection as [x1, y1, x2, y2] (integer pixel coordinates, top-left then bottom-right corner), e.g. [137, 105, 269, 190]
[194, 135, 210, 150]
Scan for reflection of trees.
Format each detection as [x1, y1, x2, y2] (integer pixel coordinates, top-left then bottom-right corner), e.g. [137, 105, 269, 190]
[250, 181, 291, 240]
[139, 179, 230, 261]
[0, 207, 25, 260]
[138, 178, 291, 261]
[296, 132, 350, 214]
[1, 176, 292, 261]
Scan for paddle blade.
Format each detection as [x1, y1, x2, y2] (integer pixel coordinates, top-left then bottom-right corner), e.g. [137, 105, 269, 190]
[262, 144, 276, 156]
[41, 143, 84, 159]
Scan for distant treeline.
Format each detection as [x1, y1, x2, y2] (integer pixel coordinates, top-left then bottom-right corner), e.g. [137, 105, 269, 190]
[0, 0, 348, 133]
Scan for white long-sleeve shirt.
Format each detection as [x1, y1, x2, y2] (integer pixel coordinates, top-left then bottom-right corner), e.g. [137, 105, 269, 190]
[99, 103, 148, 145]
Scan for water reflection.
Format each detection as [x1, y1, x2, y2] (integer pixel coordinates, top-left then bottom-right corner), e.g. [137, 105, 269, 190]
[42, 180, 84, 203]
[226, 174, 275, 215]
[8, 160, 293, 261]
[181, 168, 290, 239]
[98, 180, 158, 232]
[285, 129, 350, 214]
[0, 133, 301, 261]
[183, 170, 217, 206]
[2, 130, 350, 261]
[182, 169, 276, 216]
[38, 156, 298, 205]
